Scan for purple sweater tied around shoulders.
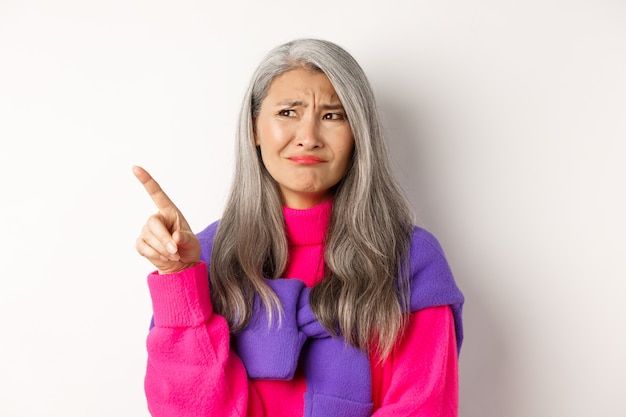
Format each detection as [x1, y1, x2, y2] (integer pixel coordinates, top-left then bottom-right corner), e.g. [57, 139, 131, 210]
[151, 223, 464, 417]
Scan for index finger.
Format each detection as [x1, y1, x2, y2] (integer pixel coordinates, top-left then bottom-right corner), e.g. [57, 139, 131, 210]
[132, 165, 178, 212]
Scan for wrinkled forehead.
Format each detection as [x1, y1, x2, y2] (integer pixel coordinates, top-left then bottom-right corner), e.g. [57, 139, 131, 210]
[263, 68, 340, 105]
[252, 62, 328, 116]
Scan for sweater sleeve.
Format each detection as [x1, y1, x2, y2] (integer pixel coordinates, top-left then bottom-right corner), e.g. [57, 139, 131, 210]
[144, 262, 265, 417]
[371, 306, 459, 417]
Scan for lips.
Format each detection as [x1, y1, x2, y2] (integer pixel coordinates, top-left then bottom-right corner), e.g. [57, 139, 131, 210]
[288, 155, 325, 165]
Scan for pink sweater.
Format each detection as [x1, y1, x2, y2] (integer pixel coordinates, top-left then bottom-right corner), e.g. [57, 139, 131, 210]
[145, 200, 459, 416]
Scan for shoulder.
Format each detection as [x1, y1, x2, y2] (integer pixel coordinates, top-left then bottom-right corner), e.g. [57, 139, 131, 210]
[407, 226, 463, 310]
[407, 226, 449, 265]
[409, 226, 446, 254]
[196, 220, 220, 265]
[406, 226, 465, 351]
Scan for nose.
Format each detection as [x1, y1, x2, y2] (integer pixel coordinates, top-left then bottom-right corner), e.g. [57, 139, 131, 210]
[295, 115, 322, 149]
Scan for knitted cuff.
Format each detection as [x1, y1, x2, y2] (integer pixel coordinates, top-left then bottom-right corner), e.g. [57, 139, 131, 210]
[147, 262, 213, 328]
[301, 335, 372, 415]
[303, 392, 373, 417]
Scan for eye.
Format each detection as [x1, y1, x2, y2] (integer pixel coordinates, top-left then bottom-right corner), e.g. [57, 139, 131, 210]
[278, 109, 296, 117]
[323, 113, 345, 120]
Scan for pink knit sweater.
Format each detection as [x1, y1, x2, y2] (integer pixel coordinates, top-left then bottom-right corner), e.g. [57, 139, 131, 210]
[145, 200, 458, 416]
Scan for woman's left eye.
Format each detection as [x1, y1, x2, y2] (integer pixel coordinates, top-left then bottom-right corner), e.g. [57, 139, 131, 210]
[323, 113, 344, 120]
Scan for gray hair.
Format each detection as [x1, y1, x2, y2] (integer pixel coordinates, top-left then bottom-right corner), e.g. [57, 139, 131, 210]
[210, 38, 414, 358]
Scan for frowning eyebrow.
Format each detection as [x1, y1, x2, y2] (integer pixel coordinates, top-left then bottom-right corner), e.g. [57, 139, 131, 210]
[320, 103, 345, 111]
[276, 100, 304, 107]
[275, 100, 344, 111]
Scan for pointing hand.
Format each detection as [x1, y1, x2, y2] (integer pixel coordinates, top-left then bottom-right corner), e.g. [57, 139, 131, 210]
[133, 166, 201, 274]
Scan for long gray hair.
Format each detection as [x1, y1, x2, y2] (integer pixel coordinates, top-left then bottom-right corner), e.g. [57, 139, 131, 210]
[210, 38, 414, 358]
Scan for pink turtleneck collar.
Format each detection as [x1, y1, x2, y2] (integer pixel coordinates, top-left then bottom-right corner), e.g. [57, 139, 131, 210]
[282, 199, 332, 247]
[281, 199, 331, 286]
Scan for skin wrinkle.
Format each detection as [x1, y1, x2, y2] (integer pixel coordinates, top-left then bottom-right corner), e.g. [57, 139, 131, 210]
[254, 69, 354, 210]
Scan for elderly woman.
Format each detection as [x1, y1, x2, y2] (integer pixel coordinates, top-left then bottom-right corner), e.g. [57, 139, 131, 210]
[134, 38, 464, 417]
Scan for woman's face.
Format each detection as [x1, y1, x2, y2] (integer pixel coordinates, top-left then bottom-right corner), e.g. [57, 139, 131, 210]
[254, 68, 354, 209]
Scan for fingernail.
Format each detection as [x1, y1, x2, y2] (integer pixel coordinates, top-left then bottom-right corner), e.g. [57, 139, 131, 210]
[166, 242, 177, 254]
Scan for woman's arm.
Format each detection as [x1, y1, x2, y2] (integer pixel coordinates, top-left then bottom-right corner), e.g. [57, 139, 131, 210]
[133, 167, 259, 415]
[145, 262, 265, 417]
[371, 306, 459, 417]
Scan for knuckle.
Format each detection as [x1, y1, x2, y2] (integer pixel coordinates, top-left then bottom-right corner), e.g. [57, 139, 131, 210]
[147, 213, 160, 225]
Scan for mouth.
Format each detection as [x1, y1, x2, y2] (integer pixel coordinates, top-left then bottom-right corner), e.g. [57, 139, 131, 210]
[288, 155, 325, 165]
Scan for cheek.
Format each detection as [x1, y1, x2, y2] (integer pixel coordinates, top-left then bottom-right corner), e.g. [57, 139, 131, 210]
[256, 129, 284, 176]
[257, 121, 291, 148]
[332, 146, 354, 182]
[338, 136, 355, 165]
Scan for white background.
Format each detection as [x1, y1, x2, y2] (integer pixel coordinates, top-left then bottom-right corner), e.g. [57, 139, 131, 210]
[1, 1, 625, 416]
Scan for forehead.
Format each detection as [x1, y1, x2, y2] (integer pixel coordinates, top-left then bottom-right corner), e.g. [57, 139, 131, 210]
[264, 68, 340, 103]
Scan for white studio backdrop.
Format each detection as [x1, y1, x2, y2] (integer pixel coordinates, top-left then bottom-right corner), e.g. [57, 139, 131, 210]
[1, 1, 625, 416]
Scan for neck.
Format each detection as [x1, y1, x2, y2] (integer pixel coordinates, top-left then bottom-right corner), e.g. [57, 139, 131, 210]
[280, 190, 333, 210]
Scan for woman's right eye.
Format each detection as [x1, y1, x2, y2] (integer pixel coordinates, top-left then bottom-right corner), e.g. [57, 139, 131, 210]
[278, 109, 296, 117]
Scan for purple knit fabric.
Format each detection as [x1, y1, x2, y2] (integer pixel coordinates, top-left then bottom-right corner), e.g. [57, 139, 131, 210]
[231, 279, 374, 416]
[191, 221, 464, 417]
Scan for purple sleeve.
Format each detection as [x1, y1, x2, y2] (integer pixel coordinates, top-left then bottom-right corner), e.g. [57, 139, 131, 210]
[408, 227, 464, 353]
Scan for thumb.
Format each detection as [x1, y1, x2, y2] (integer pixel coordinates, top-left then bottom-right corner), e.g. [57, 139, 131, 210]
[173, 229, 196, 246]
[172, 229, 201, 262]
